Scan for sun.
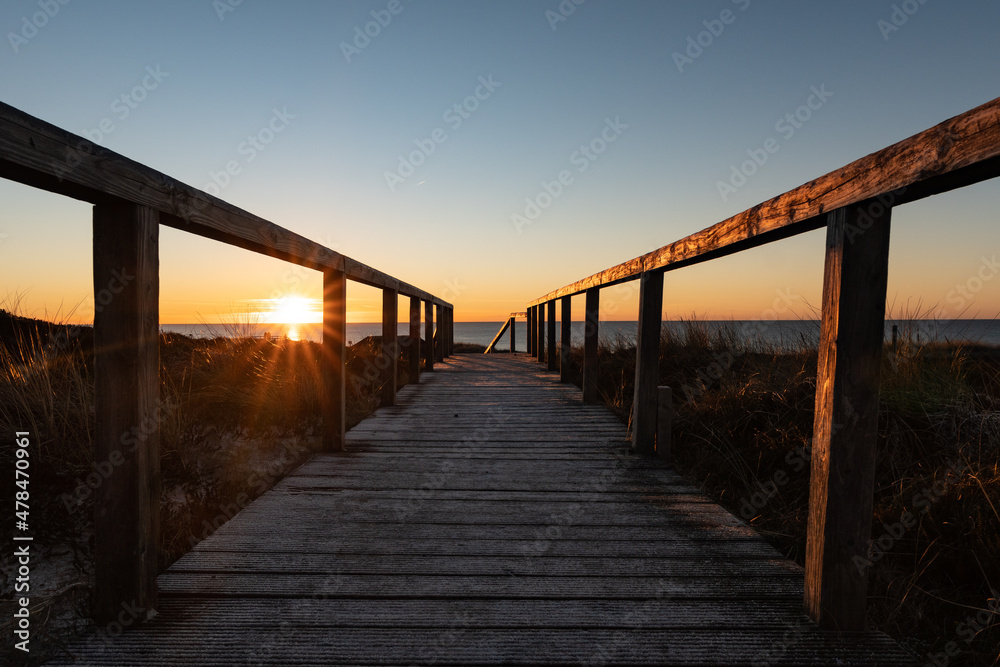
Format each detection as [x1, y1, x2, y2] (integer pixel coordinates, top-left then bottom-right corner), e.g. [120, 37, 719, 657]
[267, 296, 320, 324]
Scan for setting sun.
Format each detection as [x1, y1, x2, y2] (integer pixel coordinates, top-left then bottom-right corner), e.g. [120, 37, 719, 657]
[265, 296, 321, 324]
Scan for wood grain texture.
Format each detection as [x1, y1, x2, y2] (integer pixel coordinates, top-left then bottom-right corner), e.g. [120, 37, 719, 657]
[424, 300, 435, 372]
[57, 354, 910, 665]
[92, 201, 160, 624]
[583, 288, 600, 404]
[632, 271, 664, 456]
[408, 295, 421, 383]
[547, 300, 558, 372]
[380, 287, 398, 406]
[0, 101, 451, 306]
[560, 297, 572, 382]
[805, 203, 892, 631]
[322, 269, 347, 452]
[527, 95, 1000, 306]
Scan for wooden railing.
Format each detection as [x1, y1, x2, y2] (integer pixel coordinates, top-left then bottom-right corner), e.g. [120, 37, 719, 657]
[485, 312, 526, 353]
[0, 102, 454, 623]
[517, 96, 1000, 631]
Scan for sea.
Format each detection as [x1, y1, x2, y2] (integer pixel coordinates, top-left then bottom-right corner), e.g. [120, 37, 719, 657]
[160, 319, 1000, 352]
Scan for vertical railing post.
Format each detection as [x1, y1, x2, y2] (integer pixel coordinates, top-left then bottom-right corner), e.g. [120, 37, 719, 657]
[632, 271, 664, 455]
[546, 300, 557, 372]
[435, 303, 444, 363]
[583, 288, 600, 404]
[805, 201, 891, 631]
[381, 287, 398, 406]
[92, 201, 160, 624]
[510, 315, 517, 354]
[408, 296, 421, 384]
[526, 307, 534, 356]
[322, 269, 347, 452]
[559, 297, 572, 382]
[449, 308, 455, 356]
[536, 302, 546, 363]
[424, 300, 435, 372]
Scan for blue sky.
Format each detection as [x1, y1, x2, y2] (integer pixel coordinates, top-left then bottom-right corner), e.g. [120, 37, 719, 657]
[1, 0, 997, 323]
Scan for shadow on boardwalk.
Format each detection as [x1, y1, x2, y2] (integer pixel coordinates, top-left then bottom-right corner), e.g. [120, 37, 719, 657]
[52, 355, 912, 666]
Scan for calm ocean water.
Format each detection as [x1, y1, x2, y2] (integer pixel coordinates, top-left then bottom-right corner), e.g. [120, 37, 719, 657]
[161, 319, 1000, 351]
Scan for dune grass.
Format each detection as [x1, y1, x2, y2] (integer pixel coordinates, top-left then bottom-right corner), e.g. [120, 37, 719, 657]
[564, 320, 999, 665]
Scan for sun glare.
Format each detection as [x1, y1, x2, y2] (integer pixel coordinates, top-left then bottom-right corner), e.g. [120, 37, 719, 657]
[267, 296, 320, 324]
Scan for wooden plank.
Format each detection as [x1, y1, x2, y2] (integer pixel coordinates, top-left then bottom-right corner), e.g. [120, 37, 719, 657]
[50, 627, 913, 666]
[527, 95, 1000, 306]
[526, 307, 533, 355]
[632, 271, 663, 455]
[805, 202, 892, 631]
[435, 304, 444, 363]
[92, 201, 159, 624]
[546, 300, 558, 371]
[424, 300, 434, 372]
[0, 102, 452, 306]
[321, 269, 346, 451]
[408, 295, 421, 383]
[560, 297, 572, 382]
[583, 288, 600, 404]
[380, 287, 398, 406]
[510, 313, 517, 353]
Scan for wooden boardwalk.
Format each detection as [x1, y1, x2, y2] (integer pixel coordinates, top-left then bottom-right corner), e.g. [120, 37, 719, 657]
[55, 354, 912, 666]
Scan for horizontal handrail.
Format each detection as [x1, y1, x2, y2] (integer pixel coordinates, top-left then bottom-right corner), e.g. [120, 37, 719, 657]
[528, 95, 1000, 307]
[0, 102, 451, 307]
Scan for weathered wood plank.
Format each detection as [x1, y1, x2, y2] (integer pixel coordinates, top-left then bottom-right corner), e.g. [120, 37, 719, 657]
[380, 287, 398, 406]
[528, 95, 1000, 306]
[632, 271, 663, 455]
[321, 269, 347, 452]
[92, 201, 159, 624]
[805, 202, 892, 631]
[546, 300, 558, 371]
[560, 297, 572, 382]
[583, 287, 600, 403]
[408, 295, 421, 383]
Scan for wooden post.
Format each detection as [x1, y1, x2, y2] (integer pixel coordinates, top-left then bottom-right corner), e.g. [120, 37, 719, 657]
[424, 300, 434, 372]
[657, 386, 673, 466]
[92, 201, 160, 624]
[583, 288, 600, 404]
[408, 296, 421, 384]
[546, 301, 557, 372]
[805, 202, 891, 631]
[536, 302, 546, 363]
[381, 288, 398, 406]
[560, 297, 572, 383]
[435, 304, 444, 363]
[446, 308, 454, 357]
[510, 315, 517, 354]
[632, 271, 664, 455]
[322, 269, 347, 451]
[526, 307, 534, 356]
